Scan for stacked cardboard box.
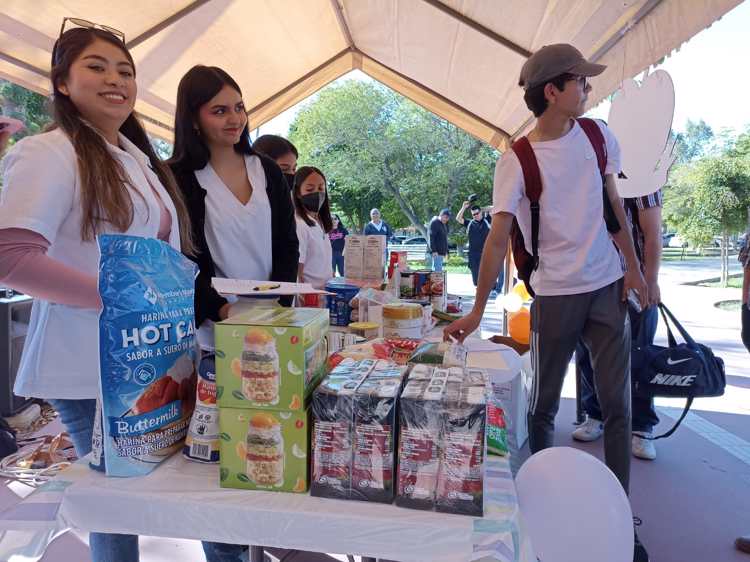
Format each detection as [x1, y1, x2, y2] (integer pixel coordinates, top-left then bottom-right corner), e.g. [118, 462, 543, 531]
[215, 308, 329, 493]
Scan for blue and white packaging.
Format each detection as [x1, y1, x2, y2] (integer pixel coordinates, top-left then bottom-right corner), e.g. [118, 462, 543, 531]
[92, 234, 198, 477]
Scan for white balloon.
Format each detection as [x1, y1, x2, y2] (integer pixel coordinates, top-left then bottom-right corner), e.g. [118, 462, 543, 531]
[502, 292, 523, 313]
[516, 447, 633, 562]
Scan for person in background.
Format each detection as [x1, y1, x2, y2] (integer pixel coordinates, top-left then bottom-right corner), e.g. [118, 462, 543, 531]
[294, 166, 333, 289]
[364, 208, 393, 239]
[456, 201, 505, 293]
[329, 213, 348, 276]
[738, 231, 750, 555]
[169, 65, 299, 562]
[573, 188, 663, 461]
[252, 134, 298, 190]
[429, 208, 451, 272]
[0, 23, 194, 562]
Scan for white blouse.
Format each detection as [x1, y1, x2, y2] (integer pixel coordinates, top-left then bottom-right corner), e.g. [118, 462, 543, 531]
[0, 129, 181, 399]
[296, 217, 333, 289]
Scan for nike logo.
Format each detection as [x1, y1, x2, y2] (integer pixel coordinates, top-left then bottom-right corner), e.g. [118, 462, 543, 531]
[666, 357, 692, 366]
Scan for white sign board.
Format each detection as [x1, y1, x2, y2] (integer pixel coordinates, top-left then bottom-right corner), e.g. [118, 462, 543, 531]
[608, 69, 677, 198]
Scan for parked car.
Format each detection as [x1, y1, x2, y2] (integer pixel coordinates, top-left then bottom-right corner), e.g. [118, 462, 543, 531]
[668, 235, 688, 248]
[662, 233, 676, 248]
[403, 236, 427, 245]
[389, 235, 407, 245]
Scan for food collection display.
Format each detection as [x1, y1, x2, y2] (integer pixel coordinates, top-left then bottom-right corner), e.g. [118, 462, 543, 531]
[90, 243, 522, 521]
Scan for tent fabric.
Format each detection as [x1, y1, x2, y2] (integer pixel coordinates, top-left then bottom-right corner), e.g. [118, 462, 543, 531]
[0, 0, 742, 149]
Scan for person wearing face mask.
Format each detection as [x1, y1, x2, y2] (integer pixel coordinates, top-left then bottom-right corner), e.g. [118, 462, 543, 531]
[294, 166, 334, 289]
[0, 22, 195, 562]
[252, 134, 298, 191]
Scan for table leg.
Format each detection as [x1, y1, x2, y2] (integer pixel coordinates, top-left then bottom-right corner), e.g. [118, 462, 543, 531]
[249, 545, 265, 562]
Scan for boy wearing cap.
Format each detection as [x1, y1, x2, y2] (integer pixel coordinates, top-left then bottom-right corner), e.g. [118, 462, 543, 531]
[429, 208, 451, 271]
[445, 43, 649, 559]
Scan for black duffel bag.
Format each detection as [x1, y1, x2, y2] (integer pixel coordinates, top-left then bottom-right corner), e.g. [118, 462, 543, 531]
[631, 303, 725, 440]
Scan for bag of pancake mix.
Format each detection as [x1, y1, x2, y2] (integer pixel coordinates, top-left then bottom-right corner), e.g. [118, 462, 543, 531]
[92, 235, 198, 477]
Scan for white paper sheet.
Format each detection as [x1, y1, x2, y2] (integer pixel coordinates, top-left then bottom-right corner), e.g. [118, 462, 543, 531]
[212, 278, 329, 296]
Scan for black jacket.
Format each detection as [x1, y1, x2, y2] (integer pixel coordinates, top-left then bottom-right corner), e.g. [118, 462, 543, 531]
[429, 217, 449, 256]
[170, 152, 299, 327]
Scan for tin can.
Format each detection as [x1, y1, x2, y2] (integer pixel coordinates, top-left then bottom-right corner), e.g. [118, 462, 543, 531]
[400, 271, 415, 298]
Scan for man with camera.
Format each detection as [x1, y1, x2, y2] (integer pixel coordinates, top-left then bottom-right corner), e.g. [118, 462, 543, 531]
[457, 195, 504, 293]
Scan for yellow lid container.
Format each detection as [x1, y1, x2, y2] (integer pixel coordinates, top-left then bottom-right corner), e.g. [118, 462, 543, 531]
[383, 302, 423, 320]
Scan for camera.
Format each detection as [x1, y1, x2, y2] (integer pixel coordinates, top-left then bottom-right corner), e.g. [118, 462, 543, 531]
[468, 193, 478, 203]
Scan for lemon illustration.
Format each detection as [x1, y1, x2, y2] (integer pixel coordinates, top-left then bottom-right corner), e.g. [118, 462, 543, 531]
[289, 394, 302, 410]
[292, 477, 306, 493]
[230, 358, 241, 378]
[292, 443, 307, 459]
[235, 441, 247, 460]
[287, 360, 302, 376]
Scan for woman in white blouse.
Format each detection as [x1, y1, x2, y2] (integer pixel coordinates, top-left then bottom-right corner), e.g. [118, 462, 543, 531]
[0, 23, 193, 562]
[293, 166, 334, 289]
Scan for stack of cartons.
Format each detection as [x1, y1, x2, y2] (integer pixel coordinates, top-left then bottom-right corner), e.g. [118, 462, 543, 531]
[214, 308, 329, 493]
[344, 235, 386, 281]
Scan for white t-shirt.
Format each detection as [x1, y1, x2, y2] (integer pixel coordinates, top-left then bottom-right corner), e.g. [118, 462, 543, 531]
[491, 119, 624, 296]
[296, 217, 332, 289]
[0, 129, 181, 399]
[194, 155, 274, 350]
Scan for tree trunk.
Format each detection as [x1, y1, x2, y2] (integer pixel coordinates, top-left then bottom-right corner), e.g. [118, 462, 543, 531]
[381, 165, 427, 239]
[721, 231, 729, 287]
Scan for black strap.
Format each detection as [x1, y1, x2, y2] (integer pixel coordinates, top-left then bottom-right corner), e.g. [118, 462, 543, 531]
[644, 396, 693, 440]
[530, 201, 540, 270]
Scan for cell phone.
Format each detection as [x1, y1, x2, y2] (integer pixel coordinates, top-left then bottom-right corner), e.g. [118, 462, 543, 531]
[0, 117, 25, 136]
[627, 289, 642, 313]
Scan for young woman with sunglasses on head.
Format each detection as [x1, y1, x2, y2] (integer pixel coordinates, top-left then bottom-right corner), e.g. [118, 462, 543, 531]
[294, 166, 334, 289]
[169, 67, 299, 562]
[0, 21, 194, 562]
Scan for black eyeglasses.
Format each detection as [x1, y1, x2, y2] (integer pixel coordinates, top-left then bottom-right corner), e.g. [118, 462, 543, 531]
[53, 18, 126, 64]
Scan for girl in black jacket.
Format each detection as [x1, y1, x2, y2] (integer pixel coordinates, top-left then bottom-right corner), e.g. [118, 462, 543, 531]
[169, 64, 299, 562]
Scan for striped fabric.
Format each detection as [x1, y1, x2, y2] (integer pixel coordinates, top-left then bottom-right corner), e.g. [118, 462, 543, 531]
[621, 189, 663, 271]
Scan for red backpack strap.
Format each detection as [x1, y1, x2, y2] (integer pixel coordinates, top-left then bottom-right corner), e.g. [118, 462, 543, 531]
[511, 137, 542, 271]
[577, 117, 607, 176]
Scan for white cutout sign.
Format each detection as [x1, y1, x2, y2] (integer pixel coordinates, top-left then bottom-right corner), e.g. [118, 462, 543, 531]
[608, 69, 677, 198]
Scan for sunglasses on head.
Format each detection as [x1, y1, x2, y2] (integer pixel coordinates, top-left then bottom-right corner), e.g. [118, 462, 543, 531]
[53, 17, 126, 64]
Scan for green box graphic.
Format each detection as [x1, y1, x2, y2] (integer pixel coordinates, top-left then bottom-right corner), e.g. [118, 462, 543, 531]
[215, 308, 329, 411]
[219, 407, 310, 493]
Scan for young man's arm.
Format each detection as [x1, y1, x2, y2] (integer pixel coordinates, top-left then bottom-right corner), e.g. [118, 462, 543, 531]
[604, 174, 649, 309]
[638, 205, 663, 305]
[443, 212, 514, 342]
[456, 201, 470, 225]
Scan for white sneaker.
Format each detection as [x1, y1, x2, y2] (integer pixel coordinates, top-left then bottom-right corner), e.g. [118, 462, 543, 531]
[632, 433, 657, 460]
[571, 417, 603, 442]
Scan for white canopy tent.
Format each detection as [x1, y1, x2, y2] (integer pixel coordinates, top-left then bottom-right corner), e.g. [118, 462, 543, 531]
[0, 0, 742, 149]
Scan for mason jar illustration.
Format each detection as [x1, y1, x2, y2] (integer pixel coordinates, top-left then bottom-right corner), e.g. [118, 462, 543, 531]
[241, 328, 280, 404]
[245, 413, 284, 486]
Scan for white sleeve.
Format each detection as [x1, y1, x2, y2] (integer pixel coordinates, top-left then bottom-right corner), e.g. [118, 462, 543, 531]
[296, 219, 309, 264]
[491, 151, 524, 217]
[0, 134, 76, 243]
[597, 121, 622, 176]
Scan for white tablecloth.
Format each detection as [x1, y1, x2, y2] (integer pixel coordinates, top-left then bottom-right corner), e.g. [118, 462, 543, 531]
[0, 453, 533, 562]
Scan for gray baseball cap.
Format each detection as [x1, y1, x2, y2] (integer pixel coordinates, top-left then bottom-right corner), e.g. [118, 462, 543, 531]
[519, 44, 606, 90]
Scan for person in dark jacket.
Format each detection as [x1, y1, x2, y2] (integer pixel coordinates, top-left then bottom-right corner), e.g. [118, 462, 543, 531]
[329, 214, 348, 276]
[252, 134, 298, 190]
[169, 64, 299, 562]
[429, 208, 451, 271]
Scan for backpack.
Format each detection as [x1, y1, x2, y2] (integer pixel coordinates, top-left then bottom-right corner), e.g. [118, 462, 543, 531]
[510, 118, 621, 297]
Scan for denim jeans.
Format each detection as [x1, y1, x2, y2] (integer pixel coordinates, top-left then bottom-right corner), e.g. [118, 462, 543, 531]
[48, 398, 139, 562]
[432, 254, 445, 272]
[468, 252, 504, 291]
[575, 303, 659, 433]
[331, 252, 345, 277]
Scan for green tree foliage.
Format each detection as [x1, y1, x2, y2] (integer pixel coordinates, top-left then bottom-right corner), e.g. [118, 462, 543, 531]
[673, 119, 714, 164]
[0, 80, 53, 143]
[288, 80, 498, 235]
[664, 156, 750, 284]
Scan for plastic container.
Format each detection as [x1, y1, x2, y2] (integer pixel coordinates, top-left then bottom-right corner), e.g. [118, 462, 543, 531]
[348, 321, 380, 340]
[326, 282, 361, 326]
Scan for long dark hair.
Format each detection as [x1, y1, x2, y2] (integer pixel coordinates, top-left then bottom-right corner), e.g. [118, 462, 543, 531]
[332, 213, 346, 231]
[50, 27, 194, 253]
[169, 65, 253, 170]
[252, 135, 298, 160]
[294, 166, 333, 233]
